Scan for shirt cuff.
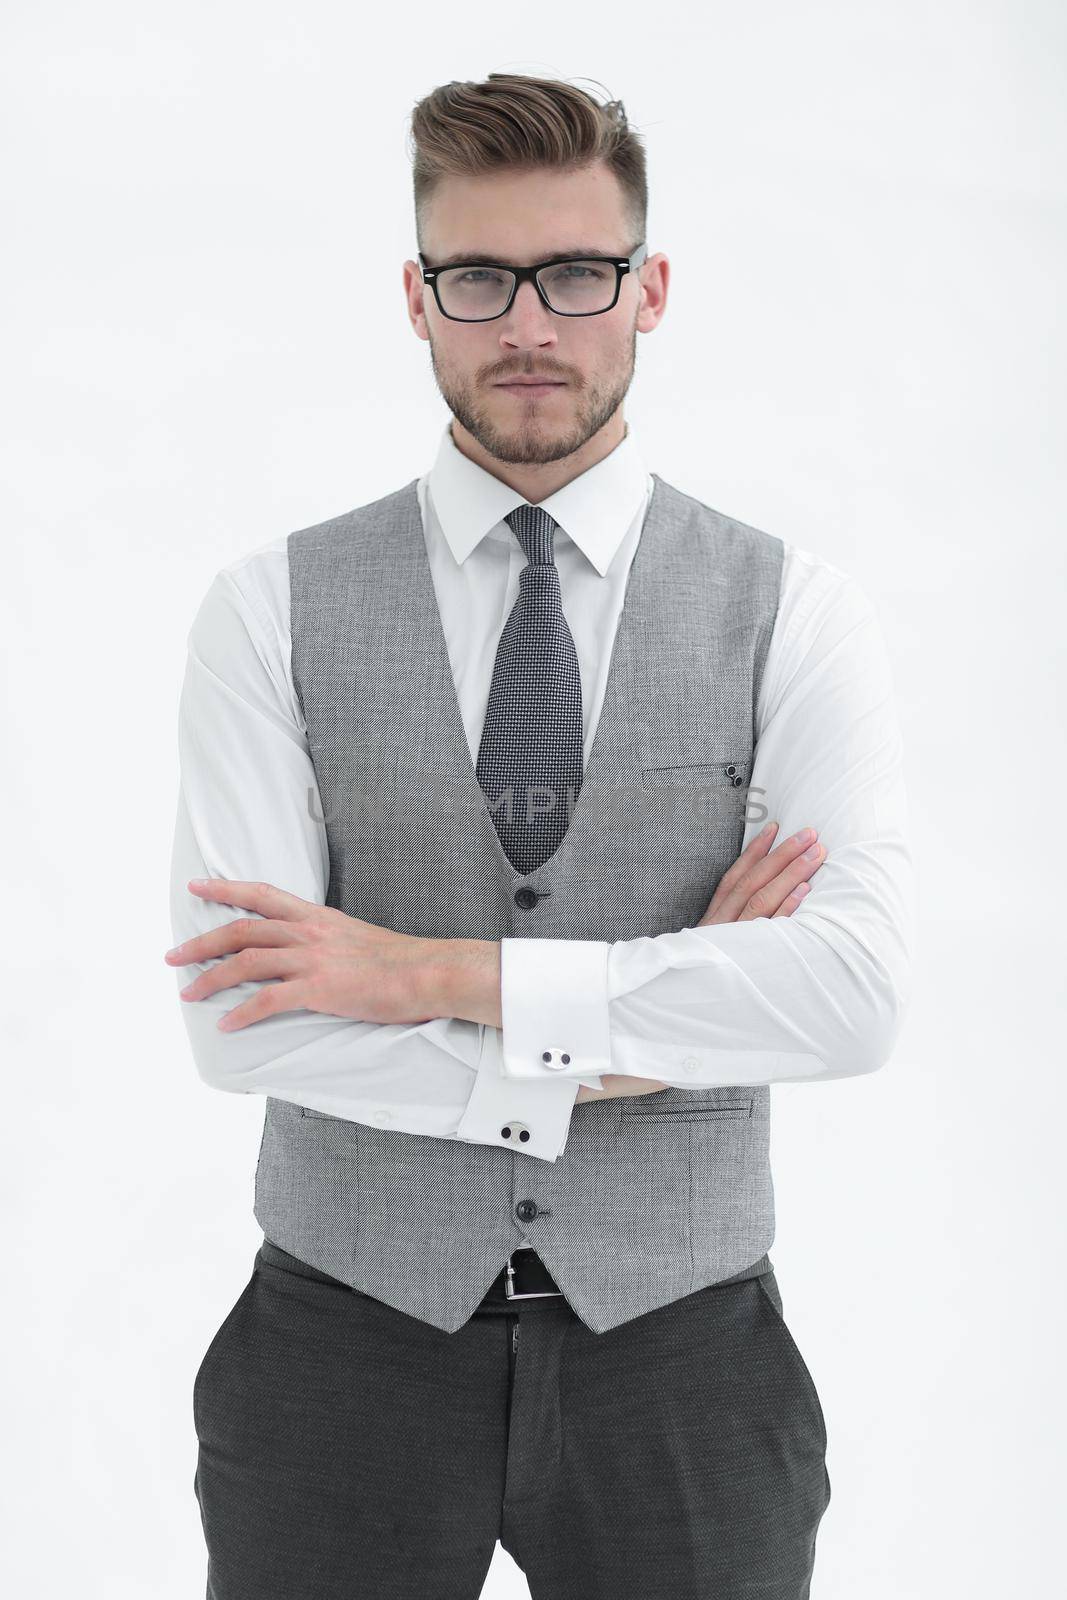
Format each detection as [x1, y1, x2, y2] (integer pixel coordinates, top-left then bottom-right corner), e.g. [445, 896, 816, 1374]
[453, 1026, 582, 1162]
[499, 937, 613, 1081]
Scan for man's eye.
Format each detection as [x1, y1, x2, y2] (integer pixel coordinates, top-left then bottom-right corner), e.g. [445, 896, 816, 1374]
[545, 264, 607, 282]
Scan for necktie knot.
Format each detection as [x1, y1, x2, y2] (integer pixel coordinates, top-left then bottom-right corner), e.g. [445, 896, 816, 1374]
[505, 503, 559, 567]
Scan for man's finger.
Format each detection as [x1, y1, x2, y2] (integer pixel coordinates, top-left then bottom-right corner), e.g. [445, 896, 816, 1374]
[187, 878, 320, 919]
[180, 948, 304, 1002]
[771, 883, 812, 916]
[165, 915, 302, 966]
[215, 980, 311, 1032]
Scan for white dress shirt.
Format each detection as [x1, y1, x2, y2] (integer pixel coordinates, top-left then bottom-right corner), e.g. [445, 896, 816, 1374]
[170, 420, 914, 1164]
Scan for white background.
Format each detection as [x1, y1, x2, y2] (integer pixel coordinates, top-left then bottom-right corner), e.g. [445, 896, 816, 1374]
[2, 2, 1064, 1595]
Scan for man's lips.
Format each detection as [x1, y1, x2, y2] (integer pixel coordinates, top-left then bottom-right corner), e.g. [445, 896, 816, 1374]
[494, 378, 567, 391]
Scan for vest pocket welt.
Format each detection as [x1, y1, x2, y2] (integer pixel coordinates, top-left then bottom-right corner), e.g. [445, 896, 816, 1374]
[619, 1091, 754, 1121]
[640, 758, 749, 789]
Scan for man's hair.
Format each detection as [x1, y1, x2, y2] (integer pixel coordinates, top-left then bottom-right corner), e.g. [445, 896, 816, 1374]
[408, 72, 647, 255]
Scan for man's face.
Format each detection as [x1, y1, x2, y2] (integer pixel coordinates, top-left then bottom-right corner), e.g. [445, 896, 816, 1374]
[406, 162, 655, 466]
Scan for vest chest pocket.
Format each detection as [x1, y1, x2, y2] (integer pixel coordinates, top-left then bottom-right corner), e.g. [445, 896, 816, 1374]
[640, 757, 750, 790]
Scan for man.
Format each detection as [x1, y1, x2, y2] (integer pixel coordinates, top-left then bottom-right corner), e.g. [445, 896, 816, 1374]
[168, 72, 913, 1600]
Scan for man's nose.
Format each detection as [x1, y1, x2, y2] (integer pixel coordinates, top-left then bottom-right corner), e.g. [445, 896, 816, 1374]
[499, 279, 558, 347]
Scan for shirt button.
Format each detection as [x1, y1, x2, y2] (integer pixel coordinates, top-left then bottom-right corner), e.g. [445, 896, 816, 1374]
[682, 1057, 698, 1074]
[514, 887, 539, 909]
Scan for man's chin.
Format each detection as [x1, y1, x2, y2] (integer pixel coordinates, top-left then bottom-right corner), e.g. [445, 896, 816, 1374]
[476, 414, 589, 467]
[484, 435, 580, 467]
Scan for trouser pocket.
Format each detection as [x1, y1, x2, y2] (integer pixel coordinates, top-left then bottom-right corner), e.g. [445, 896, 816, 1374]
[755, 1270, 829, 1457]
[192, 1271, 256, 1435]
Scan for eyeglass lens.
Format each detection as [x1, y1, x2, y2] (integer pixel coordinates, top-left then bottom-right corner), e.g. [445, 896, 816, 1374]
[435, 260, 617, 319]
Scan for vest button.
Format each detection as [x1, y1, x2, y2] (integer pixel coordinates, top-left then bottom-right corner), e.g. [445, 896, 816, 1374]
[514, 887, 539, 909]
[515, 1200, 539, 1222]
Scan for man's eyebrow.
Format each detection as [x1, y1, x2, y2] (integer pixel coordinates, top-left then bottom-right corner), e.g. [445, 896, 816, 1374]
[426, 246, 623, 269]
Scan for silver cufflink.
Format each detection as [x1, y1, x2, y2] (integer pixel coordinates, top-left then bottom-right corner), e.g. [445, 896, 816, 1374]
[501, 1120, 532, 1143]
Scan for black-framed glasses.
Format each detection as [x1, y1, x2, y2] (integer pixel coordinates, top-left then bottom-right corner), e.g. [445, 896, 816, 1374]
[418, 243, 648, 322]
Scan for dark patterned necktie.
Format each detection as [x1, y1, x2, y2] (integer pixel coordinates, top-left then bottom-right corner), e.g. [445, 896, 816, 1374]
[475, 503, 584, 874]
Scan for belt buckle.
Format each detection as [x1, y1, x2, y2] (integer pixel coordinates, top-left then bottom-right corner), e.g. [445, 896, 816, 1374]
[504, 1243, 562, 1300]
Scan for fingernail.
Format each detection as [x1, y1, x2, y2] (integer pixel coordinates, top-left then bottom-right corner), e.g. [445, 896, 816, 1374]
[761, 820, 778, 836]
[803, 842, 822, 860]
[794, 828, 814, 845]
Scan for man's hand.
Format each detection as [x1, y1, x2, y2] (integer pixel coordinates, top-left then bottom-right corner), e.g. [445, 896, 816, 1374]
[694, 820, 825, 927]
[573, 820, 826, 1103]
[165, 879, 446, 1032]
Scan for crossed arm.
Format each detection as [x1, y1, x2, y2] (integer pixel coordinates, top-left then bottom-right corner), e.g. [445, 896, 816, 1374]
[167, 545, 913, 1133]
[166, 819, 831, 1103]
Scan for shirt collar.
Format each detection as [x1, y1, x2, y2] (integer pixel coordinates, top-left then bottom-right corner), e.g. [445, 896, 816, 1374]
[425, 420, 650, 578]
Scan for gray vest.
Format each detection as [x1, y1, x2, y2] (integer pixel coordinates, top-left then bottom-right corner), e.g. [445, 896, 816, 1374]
[252, 473, 784, 1335]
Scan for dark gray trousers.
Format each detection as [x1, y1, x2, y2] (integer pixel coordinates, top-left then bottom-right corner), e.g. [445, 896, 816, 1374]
[192, 1239, 831, 1598]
